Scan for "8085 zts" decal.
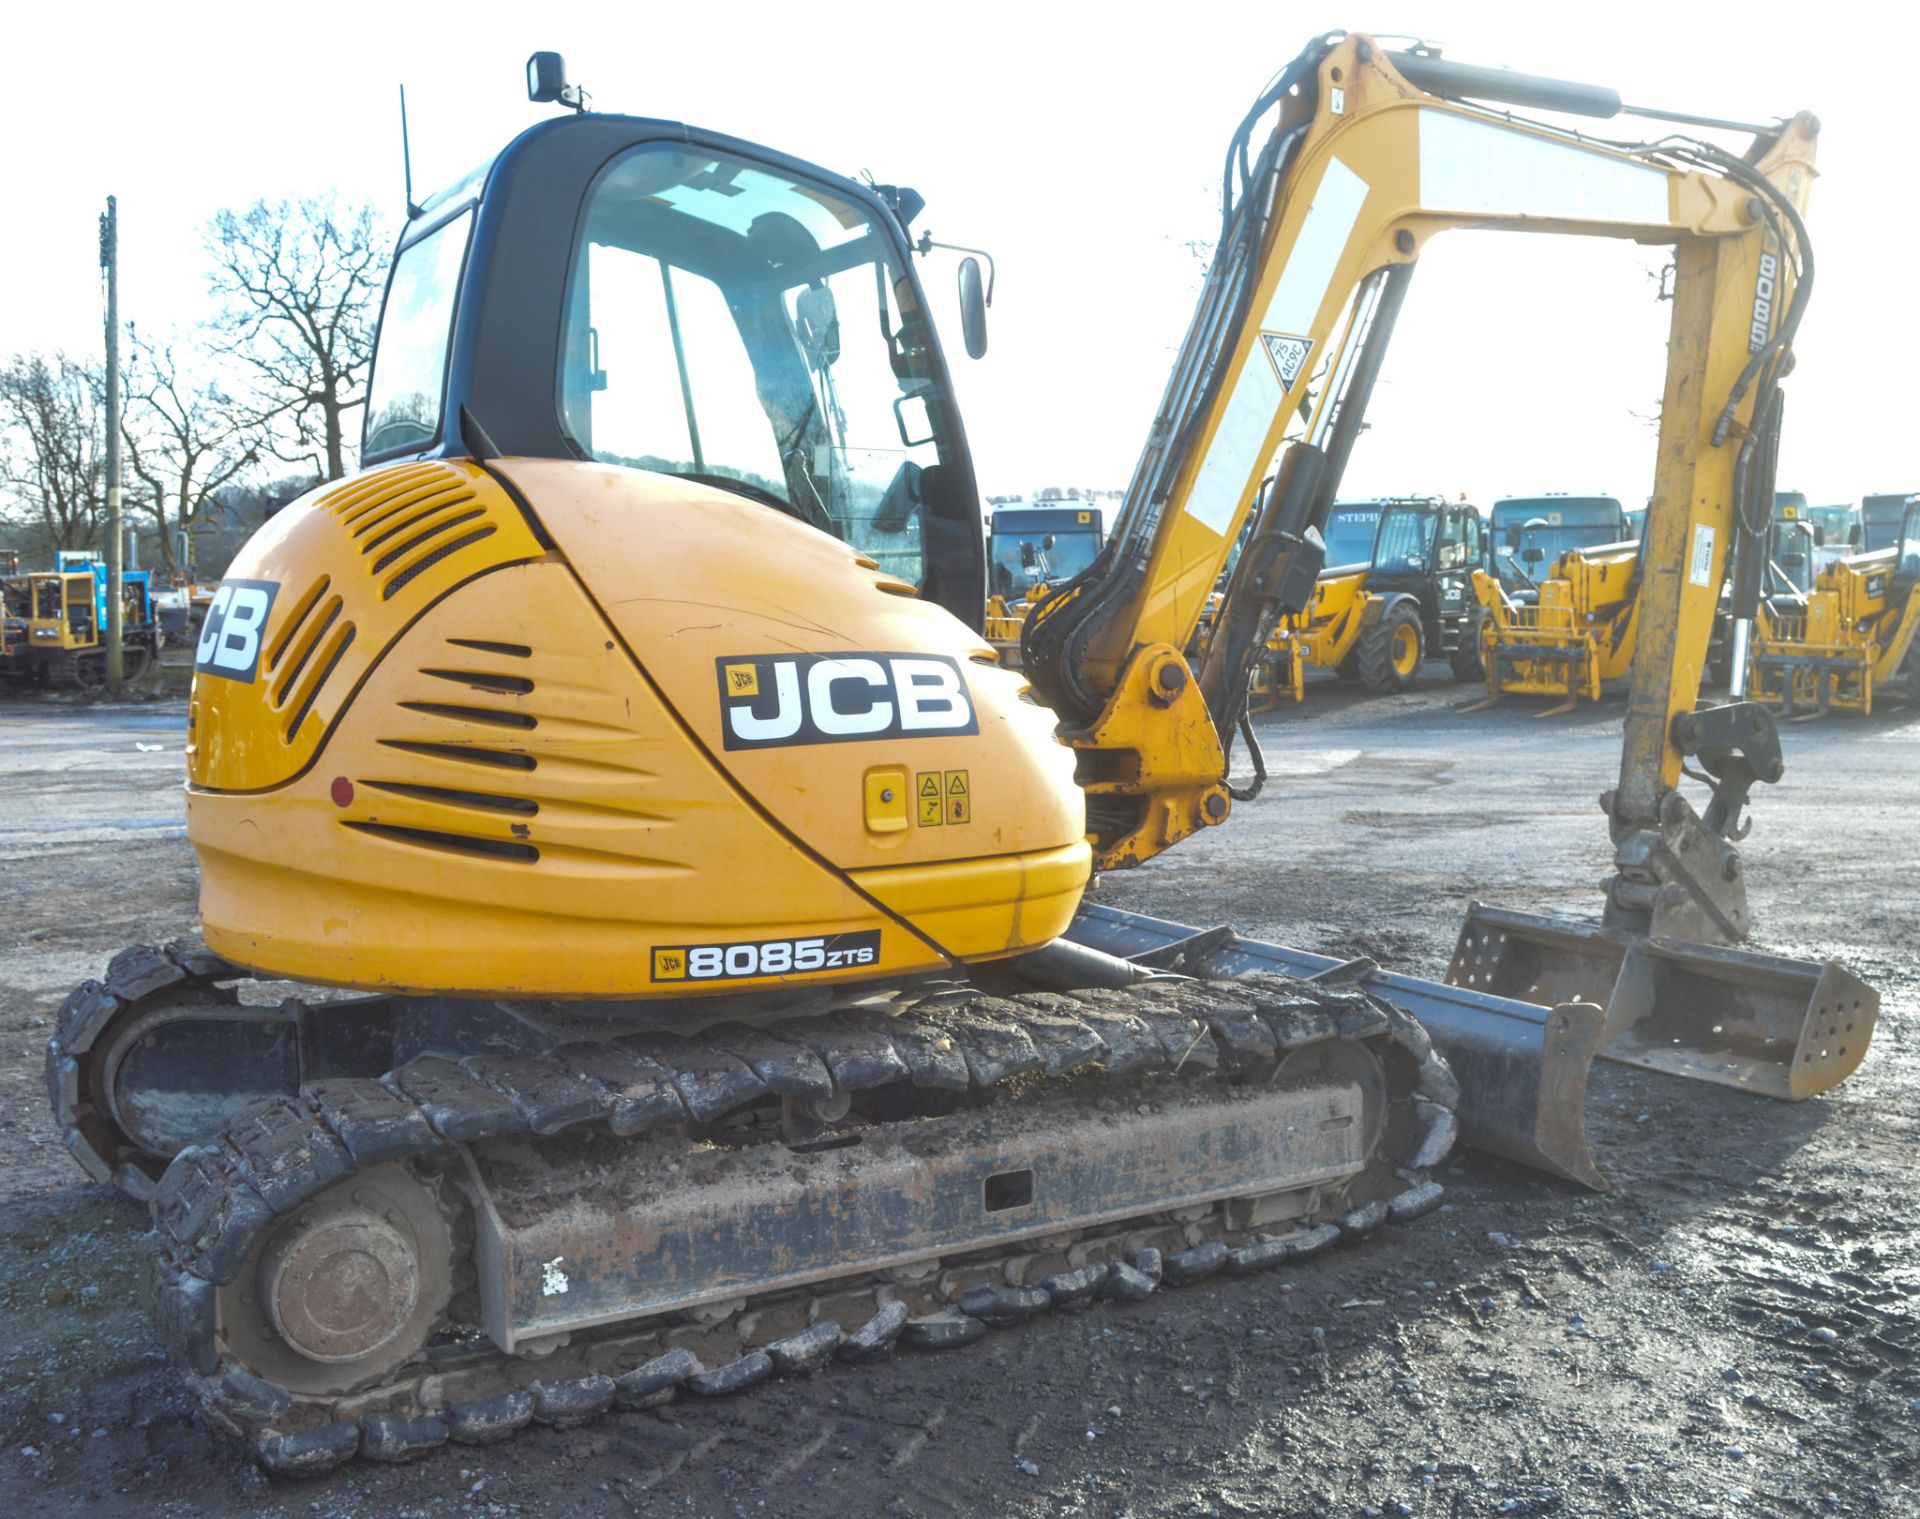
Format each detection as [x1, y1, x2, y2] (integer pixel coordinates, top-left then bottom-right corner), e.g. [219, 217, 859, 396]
[651, 931, 882, 983]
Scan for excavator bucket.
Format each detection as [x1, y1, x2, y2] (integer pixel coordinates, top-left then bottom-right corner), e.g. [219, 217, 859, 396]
[1449, 903, 1877, 1100]
[1065, 905, 1611, 1191]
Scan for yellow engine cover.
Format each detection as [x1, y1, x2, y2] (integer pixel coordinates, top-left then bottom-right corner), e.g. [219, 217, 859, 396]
[187, 460, 1089, 998]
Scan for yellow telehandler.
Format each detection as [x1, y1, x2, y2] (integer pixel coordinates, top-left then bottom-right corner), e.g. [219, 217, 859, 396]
[1470, 532, 1643, 713]
[1750, 495, 1920, 715]
[1252, 494, 1486, 705]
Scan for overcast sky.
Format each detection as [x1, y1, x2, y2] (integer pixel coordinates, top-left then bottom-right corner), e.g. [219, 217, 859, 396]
[6, 0, 1913, 509]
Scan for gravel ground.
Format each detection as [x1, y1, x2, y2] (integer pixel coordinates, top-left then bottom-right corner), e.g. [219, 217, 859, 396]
[0, 672, 1914, 1517]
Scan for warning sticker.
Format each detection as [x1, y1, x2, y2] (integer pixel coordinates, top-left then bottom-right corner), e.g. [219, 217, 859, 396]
[946, 769, 971, 825]
[1261, 332, 1314, 390]
[1689, 524, 1717, 588]
[916, 770, 972, 826]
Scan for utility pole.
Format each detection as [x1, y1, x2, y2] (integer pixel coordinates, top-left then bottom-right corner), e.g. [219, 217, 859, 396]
[101, 196, 124, 690]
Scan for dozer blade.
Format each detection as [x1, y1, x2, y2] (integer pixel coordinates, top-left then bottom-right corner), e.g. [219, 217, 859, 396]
[1448, 902, 1877, 1100]
[1064, 905, 1610, 1191]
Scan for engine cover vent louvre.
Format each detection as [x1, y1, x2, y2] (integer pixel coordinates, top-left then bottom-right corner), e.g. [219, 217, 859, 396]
[340, 820, 539, 863]
[384, 527, 498, 600]
[395, 700, 537, 731]
[325, 463, 454, 527]
[270, 595, 343, 707]
[360, 781, 539, 815]
[446, 638, 533, 659]
[355, 489, 478, 550]
[419, 667, 536, 696]
[375, 739, 538, 772]
[284, 623, 356, 742]
[264, 576, 331, 675]
[370, 508, 489, 575]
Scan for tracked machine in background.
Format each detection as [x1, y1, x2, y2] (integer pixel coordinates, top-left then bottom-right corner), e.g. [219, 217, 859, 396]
[1, 552, 161, 689]
[44, 35, 1875, 1471]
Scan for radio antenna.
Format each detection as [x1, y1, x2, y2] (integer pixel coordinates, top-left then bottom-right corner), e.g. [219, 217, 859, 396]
[399, 85, 423, 220]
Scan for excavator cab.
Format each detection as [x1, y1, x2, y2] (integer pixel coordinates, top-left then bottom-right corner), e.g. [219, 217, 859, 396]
[363, 113, 988, 627]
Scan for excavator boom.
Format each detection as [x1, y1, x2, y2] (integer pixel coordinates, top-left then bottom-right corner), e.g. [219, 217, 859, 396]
[1022, 34, 1874, 1134]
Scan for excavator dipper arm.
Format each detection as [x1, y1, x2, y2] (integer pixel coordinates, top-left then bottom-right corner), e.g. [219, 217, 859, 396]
[1025, 31, 1814, 872]
[1025, 32, 1874, 1120]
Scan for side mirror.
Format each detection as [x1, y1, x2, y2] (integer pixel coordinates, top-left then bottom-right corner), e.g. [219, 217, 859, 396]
[527, 52, 569, 101]
[958, 257, 989, 360]
[527, 51, 588, 111]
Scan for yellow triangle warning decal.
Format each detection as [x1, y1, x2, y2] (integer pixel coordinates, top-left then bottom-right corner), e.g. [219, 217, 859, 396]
[947, 771, 969, 795]
[918, 774, 941, 797]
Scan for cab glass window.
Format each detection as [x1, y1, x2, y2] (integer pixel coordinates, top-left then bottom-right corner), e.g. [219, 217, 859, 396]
[558, 145, 948, 589]
[364, 210, 473, 458]
[1323, 505, 1382, 567]
[1373, 507, 1437, 573]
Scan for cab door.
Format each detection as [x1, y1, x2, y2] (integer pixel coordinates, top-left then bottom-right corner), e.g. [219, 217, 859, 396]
[1432, 507, 1480, 639]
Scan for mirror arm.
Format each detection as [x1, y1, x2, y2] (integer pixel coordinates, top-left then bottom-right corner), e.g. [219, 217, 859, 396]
[914, 234, 997, 305]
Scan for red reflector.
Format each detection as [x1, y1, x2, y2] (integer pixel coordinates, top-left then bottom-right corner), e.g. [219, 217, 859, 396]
[330, 777, 354, 807]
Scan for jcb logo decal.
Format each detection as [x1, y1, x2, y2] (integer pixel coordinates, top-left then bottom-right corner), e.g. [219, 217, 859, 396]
[194, 579, 279, 682]
[716, 653, 977, 750]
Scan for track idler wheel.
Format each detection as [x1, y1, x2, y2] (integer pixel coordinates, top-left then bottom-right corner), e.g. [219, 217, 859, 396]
[216, 1163, 455, 1399]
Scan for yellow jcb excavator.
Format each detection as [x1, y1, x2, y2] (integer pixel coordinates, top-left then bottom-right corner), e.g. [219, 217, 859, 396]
[43, 34, 1873, 1471]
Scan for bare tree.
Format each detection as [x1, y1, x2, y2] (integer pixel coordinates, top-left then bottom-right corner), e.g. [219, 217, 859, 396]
[206, 196, 389, 482]
[123, 335, 259, 573]
[0, 352, 106, 553]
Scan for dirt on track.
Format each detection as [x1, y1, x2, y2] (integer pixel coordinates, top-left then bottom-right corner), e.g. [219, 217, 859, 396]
[0, 677, 1914, 1518]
